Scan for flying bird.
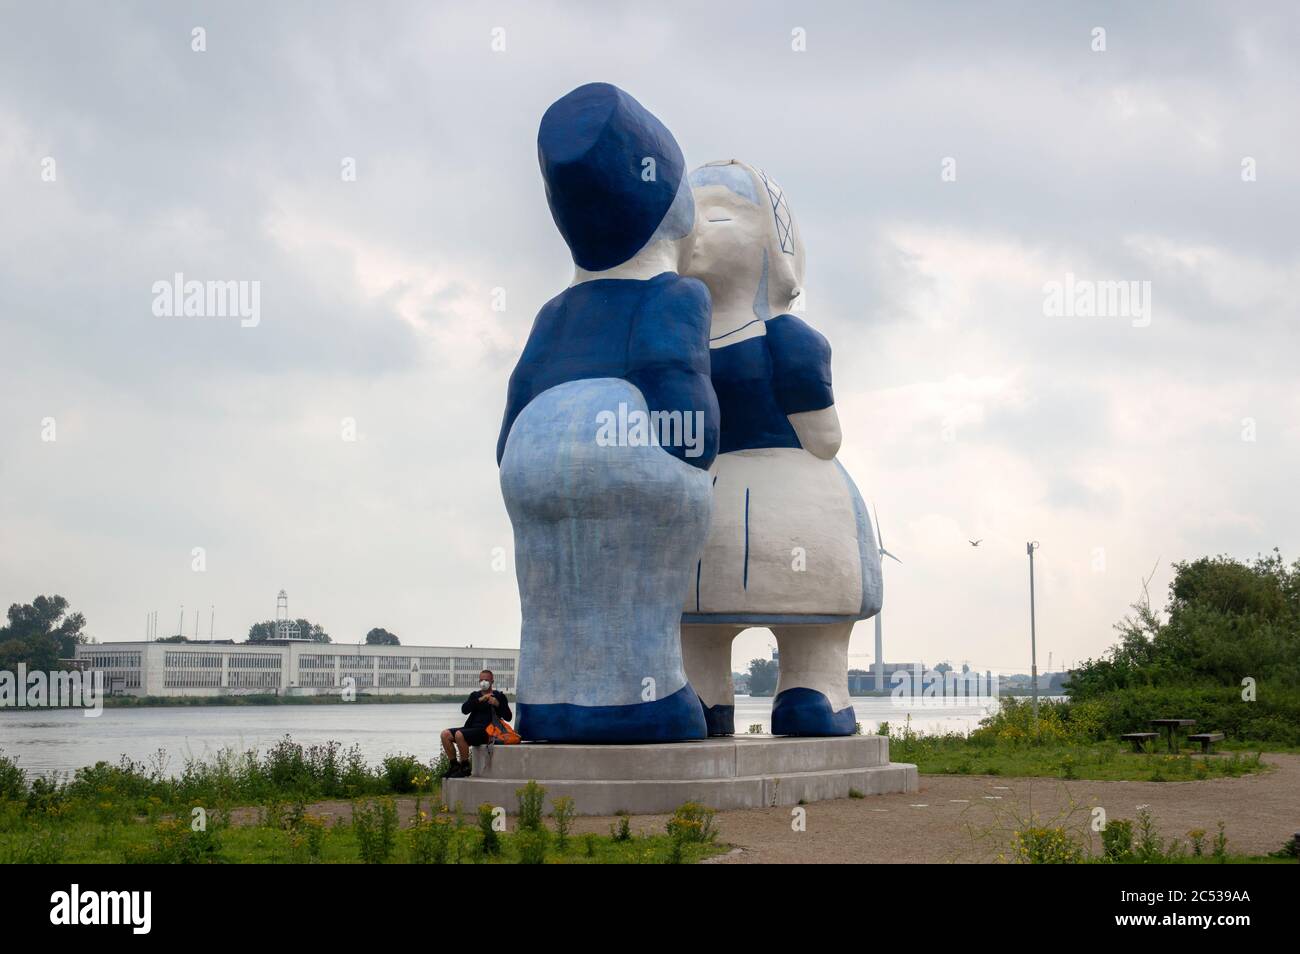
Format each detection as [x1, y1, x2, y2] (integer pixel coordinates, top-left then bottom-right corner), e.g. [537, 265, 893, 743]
[969, 539, 982, 547]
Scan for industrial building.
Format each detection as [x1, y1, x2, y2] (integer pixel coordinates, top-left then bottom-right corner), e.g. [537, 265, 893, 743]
[73, 641, 519, 698]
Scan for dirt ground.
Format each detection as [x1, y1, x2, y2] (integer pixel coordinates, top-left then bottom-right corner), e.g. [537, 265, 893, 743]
[232, 753, 1300, 863]
[693, 753, 1299, 863]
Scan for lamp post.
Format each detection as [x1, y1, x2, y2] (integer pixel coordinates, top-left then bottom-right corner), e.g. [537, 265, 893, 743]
[1026, 541, 1040, 731]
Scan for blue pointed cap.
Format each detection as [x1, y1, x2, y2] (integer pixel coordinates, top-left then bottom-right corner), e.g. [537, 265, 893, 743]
[537, 83, 688, 271]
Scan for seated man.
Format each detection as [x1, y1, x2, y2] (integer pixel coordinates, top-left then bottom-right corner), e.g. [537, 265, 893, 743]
[440, 669, 511, 778]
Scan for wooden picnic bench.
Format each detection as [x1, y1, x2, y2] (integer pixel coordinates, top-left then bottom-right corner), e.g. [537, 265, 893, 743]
[1149, 718, 1197, 753]
[1187, 731, 1225, 754]
[1120, 731, 1158, 753]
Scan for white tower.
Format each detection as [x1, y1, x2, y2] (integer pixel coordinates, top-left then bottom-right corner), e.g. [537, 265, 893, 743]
[275, 589, 301, 640]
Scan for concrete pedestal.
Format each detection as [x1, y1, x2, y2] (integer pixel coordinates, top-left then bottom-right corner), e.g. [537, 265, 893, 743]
[442, 735, 917, 815]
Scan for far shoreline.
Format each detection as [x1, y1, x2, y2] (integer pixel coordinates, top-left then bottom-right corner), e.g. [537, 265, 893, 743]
[0, 690, 1056, 711]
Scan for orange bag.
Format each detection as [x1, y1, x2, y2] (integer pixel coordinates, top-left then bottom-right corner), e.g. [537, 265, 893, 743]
[486, 711, 521, 745]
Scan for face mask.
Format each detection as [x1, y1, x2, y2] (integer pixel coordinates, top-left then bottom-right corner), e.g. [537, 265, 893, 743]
[479, 680, 491, 690]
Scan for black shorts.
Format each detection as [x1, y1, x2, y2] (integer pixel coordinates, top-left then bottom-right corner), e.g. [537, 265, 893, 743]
[445, 726, 489, 746]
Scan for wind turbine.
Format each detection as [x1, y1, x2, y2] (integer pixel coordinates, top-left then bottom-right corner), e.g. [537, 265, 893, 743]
[872, 504, 902, 691]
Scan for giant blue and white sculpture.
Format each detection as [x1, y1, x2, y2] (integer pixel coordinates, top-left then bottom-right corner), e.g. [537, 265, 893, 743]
[497, 83, 719, 742]
[680, 160, 882, 737]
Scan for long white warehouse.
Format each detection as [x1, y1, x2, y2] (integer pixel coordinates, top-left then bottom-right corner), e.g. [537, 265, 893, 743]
[73, 641, 518, 697]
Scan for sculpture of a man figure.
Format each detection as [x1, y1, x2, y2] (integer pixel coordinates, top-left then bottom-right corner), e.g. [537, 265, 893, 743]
[497, 83, 718, 743]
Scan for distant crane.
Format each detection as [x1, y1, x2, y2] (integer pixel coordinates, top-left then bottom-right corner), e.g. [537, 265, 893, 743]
[872, 503, 903, 691]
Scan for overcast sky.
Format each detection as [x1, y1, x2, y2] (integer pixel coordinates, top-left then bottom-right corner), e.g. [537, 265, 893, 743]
[2, 1, 1297, 675]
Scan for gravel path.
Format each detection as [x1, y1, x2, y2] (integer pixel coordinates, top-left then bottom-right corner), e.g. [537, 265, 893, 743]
[233, 754, 1299, 863]
[687, 753, 1300, 863]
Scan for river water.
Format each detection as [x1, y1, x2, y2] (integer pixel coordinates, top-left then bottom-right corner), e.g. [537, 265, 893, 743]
[0, 695, 999, 777]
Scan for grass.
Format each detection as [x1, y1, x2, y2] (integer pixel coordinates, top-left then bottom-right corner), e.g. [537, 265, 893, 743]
[888, 735, 1272, 782]
[0, 808, 726, 864]
[877, 696, 1282, 782]
[0, 742, 728, 864]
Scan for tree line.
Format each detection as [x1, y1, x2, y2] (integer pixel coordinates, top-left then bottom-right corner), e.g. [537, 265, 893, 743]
[0, 595, 406, 670]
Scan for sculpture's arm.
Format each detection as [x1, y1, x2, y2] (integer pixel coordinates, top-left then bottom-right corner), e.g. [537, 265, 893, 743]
[627, 276, 719, 469]
[766, 314, 840, 460]
[787, 406, 842, 460]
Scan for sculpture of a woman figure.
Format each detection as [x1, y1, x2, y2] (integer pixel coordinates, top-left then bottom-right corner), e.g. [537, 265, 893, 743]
[680, 160, 882, 737]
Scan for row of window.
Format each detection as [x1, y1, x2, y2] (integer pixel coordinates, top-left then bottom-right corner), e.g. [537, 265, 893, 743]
[87, 653, 142, 669]
[228, 654, 282, 669]
[164, 652, 223, 669]
[294, 656, 515, 672]
[229, 672, 282, 689]
[297, 671, 337, 688]
[455, 657, 515, 671]
[164, 671, 222, 688]
[160, 671, 282, 688]
[87, 651, 516, 675]
[151, 671, 516, 691]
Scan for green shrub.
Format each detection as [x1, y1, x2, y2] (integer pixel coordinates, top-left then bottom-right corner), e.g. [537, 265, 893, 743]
[1011, 826, 1085, 864]
[5, 736, 461, 825]
[1068, 552, 1300, 696]
[289, 814, 326, 863]
[1212, 821, 1229, 861]
[666, 802, 717, 845]
[408, 811, 453, 864]
[260, 799, 285, 830]
[352, 798, 398, 864]
[973, 686, 1300, 747]
[429, 754, 452, 786]
[611, 813, 632, 842]
[516, 780, 546, 831]
[125, 817, 224, 864]
[1133, 806, 1164, 862]
[1085, 685, 1300, 746]
[515, 827, 550, 864]
[974, 697, 1099, 745]
[550, 796, 575, 851]
[1268, 834, 1300, 859]
[381, 754, 422, 793]
[477, 803, 501, 856]
[2, 829, 68, 864]
[1102, 819, 1133, 862]
[0, 752, 26, 801]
